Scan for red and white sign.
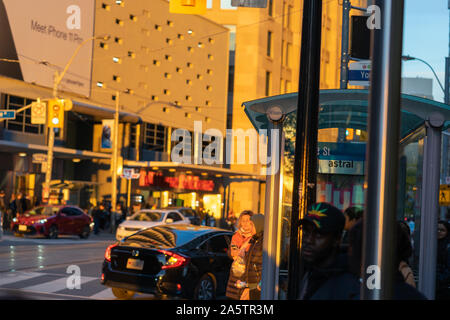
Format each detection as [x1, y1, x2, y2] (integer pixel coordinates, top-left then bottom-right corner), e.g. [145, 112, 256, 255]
[121, 168, 140, 180]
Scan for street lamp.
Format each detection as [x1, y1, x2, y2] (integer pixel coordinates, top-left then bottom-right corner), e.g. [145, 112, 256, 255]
[402, 55, 445, 94]
[43, 34, 110, 201]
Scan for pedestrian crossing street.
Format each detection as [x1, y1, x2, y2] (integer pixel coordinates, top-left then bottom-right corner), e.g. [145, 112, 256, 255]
[0, 271, 120, 299]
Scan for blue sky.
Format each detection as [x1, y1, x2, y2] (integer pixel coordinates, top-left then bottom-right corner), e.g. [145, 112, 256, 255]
[403, 0, 448, 102]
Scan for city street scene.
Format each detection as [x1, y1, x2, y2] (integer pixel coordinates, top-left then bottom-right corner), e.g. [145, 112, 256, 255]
[0, 0, 449, 303]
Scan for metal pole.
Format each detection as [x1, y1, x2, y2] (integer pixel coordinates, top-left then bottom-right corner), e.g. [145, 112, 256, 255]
[111, 91, 119, 232]
[44, 71, 61, 202]
[418, 113, 444, 299]
[340, 0, 351, 89]
[287, 0, 322, 300]
[261, 121, 283, 300]
[362, 0, 405, 300]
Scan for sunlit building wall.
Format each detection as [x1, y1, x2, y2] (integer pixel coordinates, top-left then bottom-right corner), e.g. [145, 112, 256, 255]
[203, 0, 367, 215]
[92, 0, 229, 202]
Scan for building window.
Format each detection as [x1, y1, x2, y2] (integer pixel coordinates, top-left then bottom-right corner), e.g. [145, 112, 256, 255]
[143, 123, 166, 152]
[265, 71, 272, 96]
[3, 94, 44, 135]
[267, 31, 273, 57]
[268, 0, 273, 16]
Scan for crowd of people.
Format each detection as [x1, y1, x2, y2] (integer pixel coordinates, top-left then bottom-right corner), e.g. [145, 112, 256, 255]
[225, 203, 450, 300]
[0, 190, 38, 231]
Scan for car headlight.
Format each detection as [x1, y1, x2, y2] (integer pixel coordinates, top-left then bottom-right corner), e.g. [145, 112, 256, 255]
[37, 219, 47, 224]
[12, 218, 17, 223]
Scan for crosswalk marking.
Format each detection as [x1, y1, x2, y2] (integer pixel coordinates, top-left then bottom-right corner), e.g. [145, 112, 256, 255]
[22, 276, 98, 293]
[0, 272, 43, 286]
[89, 288, 116, 300]
[0, 271, 160, 300]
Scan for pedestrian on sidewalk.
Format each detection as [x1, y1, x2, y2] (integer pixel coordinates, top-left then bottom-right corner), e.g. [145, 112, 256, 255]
[240, 213, 264, 300]
[437, 220, 450, 300]
[225, 210, 254, 300]
[92, 203, 106, 235]
[296, 202, 348, 300]
[397, 221, 416, 288]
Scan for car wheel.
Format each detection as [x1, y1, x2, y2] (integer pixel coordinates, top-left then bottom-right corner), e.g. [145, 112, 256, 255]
[79, 225, 90, 239]
[47, 225, 58, 239]
[194, 274, 216, 300]
[111, 287, 135, 300]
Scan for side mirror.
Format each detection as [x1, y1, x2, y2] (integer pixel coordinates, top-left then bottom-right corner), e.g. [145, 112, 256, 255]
[166, 218, 174, 224]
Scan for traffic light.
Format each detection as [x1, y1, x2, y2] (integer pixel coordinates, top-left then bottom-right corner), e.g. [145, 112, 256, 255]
[169, 0, 206, 14]
[47, 99, 65, 128]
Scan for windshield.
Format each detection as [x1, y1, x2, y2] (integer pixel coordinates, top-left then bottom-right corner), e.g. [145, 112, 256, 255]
[123, 225, 212, 249]
[131, 211, 163, 222]
[179, 208, 197, 217]
[25, 206, 57, 217]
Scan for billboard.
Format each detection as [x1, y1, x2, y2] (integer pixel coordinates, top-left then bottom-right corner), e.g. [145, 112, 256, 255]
[101, 119, 114, 149]
[0, 0, 95, 97]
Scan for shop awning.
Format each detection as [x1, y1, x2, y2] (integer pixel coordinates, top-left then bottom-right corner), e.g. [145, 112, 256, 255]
[0, 139, 111, 160]
[243, 89, 450, 138]
[50, 180, 100, 189]
[124, 160, 266, 181]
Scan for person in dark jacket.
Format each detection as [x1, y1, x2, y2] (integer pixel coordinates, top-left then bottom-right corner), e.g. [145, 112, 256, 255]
[92, 204, 106, 235]
[314, 220, 427, 300]
[297, 202, 347, 300]
[437, 220, 450, 300]
[341, 206, 363, 253]
[240, 213, 264, 300]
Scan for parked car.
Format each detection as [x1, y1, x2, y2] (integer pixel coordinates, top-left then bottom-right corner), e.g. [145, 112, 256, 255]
[166, 207, 202, 225]
[115, 209, 190, 241]
[102, 224, 233, 300]
[10, 205, 92, 239]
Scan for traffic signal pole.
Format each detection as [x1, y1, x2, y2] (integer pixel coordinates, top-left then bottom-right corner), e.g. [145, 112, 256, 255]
[287, 0, 322, 299]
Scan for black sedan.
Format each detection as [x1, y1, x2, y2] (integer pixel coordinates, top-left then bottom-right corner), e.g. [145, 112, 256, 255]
[101, 224, 233, 300]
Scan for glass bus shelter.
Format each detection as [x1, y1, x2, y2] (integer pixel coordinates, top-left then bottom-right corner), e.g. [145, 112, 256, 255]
[243, 89, 450, 299]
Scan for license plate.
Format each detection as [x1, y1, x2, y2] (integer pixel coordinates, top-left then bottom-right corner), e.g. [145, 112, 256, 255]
[19, 225, 27, 231]
[126, 258, 144, 270]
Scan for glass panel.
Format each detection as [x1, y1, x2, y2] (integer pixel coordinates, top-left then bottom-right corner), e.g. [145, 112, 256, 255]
[277, 101, 426, 299]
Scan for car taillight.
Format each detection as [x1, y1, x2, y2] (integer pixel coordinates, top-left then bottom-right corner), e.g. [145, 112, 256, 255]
[158, 249, 190, 269]
[105, 243, 118, 262]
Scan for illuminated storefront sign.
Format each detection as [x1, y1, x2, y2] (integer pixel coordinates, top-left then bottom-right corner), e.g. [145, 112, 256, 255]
[139, 170, 215, 192]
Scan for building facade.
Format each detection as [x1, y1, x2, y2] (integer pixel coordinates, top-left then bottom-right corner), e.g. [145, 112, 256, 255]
[0, 0, 236, 218]
[202, 0, 367, 215]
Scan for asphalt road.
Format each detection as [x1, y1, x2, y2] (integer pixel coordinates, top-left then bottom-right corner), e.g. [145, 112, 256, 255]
[0, 231, 156, 300]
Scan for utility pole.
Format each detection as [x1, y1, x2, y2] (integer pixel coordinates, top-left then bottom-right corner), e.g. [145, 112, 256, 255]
[111, 90, 120, 232]
[340, 0, 351, 89]
[442, 0, 450, 219]
[44, 35, 109, 202]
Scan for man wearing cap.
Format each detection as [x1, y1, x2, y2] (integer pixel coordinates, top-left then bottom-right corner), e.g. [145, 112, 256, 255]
[297, 202, 347, 300]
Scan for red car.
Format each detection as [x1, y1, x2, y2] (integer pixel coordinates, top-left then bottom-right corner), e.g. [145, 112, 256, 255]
[11, 205, 93, 239]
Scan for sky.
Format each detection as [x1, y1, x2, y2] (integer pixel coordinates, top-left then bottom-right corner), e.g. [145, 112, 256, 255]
[403, 0, 449, 102]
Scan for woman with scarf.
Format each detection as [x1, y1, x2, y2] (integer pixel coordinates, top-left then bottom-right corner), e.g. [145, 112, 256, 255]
[225, 210, 255, 300]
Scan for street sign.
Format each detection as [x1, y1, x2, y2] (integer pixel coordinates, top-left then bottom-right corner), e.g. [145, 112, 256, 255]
[348, 60, 371, 86]
[0, 110, 15, 120]
[231, 0, 268, 7]
[31, 101, 46, 124]
[440, 184, 450, 206]
[121, 168, 140, 180]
